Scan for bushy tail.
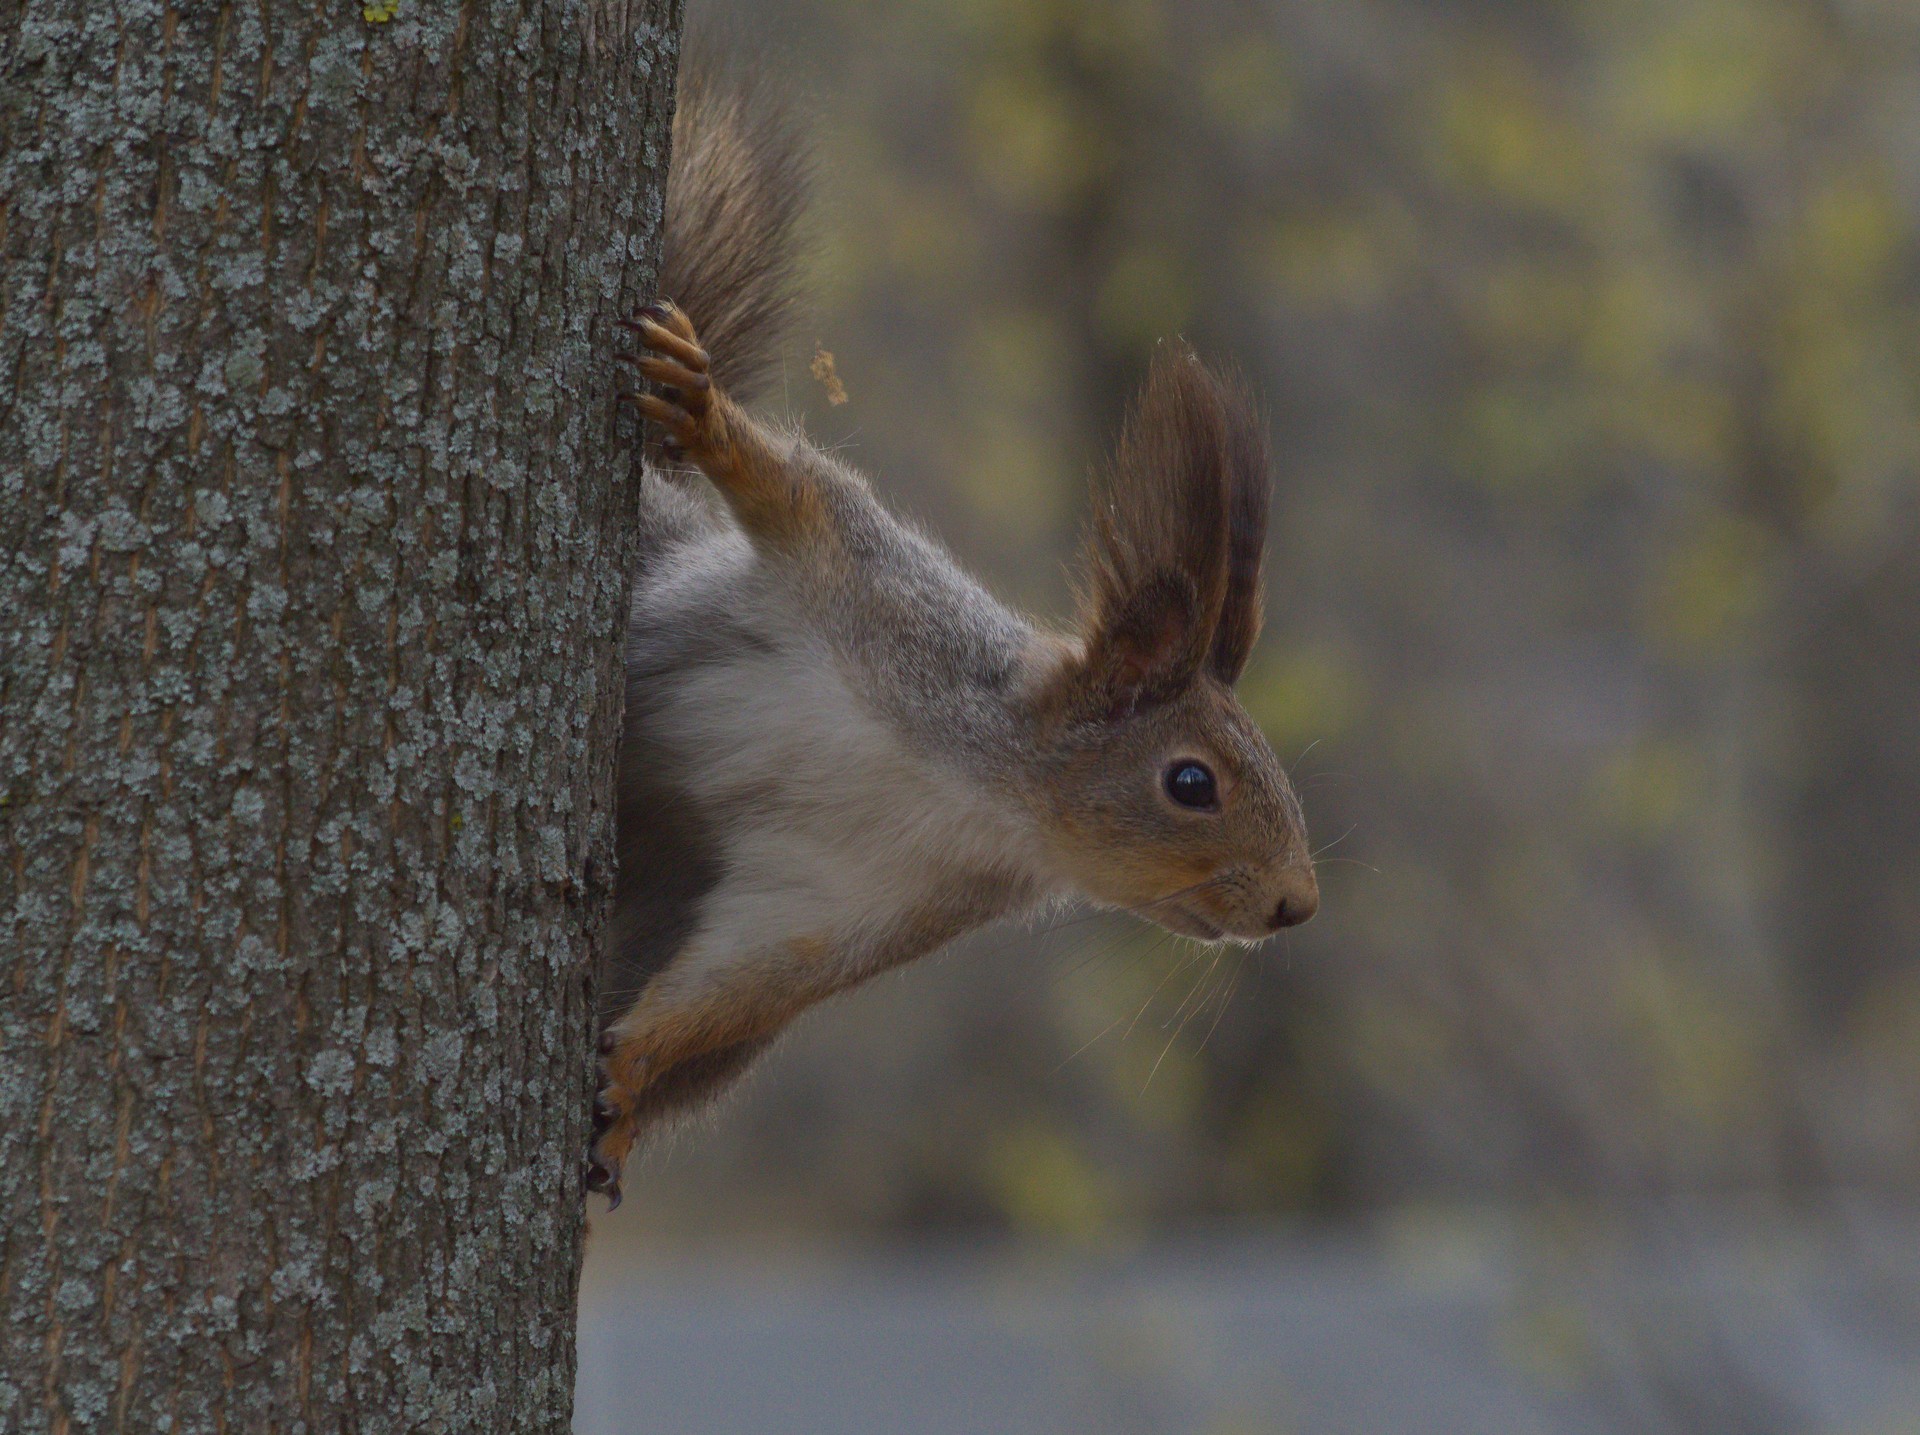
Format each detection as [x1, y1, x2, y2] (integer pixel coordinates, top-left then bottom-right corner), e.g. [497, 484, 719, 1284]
[659, 50, 807, 403]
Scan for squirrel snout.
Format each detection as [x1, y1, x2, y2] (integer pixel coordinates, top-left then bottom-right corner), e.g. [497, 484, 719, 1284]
[1268, 873, 1320, 931]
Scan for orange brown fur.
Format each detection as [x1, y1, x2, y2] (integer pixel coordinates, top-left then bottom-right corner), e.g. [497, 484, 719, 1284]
[625, 301, 830, 550]
[593, 934, 839, 1177]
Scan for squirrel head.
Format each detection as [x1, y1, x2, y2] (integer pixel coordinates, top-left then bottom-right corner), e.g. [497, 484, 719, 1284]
[1028, 344, 1317, 942]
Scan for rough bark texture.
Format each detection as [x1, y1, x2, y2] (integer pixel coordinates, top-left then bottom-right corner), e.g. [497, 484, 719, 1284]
[0, 2, 681, 1430]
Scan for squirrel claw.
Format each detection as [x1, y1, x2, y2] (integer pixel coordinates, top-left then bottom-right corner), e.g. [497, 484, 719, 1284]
[619, 299, 698, 343]
[630, 393, 700, 446]
[632, 313, 711, 381]
[642, 298, 700, 344]
[635, 356, 711, 394]
[584, 1156, 623, 1210]
[617, 302, 669, 328]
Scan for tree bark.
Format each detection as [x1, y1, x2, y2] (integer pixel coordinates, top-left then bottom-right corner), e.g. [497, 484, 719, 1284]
[0, 2, 680, 1430]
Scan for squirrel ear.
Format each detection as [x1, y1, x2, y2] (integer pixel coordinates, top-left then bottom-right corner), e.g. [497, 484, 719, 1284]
[1065, 343, 1268, 717]
[1077, 571, 1205, 720]
[1206, 367, 1271, 685]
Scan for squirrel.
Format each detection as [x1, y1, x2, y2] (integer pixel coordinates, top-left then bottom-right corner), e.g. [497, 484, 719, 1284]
[587, 61, 1318, 1206]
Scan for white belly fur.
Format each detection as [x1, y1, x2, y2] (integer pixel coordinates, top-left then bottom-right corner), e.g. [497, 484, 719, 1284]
[629, 529, 1050, 1000]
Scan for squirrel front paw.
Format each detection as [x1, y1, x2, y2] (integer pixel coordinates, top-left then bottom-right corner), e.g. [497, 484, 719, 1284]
[618, 299, 715, 459]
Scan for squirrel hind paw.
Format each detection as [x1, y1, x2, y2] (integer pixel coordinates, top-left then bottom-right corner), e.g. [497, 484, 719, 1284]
[587, 1038, 654, 1208]
[584, 1154, 623, 1211]
[586, 1111, 635, 1210]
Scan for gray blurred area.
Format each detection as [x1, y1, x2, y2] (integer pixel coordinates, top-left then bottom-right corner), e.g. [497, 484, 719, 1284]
[585, 0, 1920, 1427]
[579, 1217, 1920, 1434]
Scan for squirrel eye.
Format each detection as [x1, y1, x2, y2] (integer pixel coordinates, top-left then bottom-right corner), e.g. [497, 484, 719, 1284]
[1164, 761, 1218, 810]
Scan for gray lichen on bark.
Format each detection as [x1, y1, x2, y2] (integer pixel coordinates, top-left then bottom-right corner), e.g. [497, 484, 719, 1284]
[0, 1, 682, 1430]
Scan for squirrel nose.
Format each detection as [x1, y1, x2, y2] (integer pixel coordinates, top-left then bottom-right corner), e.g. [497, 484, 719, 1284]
[1269, 875, 1319, 931]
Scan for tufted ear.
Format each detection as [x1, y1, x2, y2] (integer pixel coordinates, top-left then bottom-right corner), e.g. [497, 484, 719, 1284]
[1061, 343, 1269, 719]
[1206, 363, 1270, 684]
[1075, 569, 1208, 721]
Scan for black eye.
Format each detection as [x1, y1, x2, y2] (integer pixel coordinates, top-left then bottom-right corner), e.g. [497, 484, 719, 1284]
[1164, 761, 1218, 810]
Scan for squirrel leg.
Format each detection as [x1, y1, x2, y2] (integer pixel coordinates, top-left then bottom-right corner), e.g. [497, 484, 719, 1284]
[586, 934, 840, 1204]
[618, 300, 827, 550]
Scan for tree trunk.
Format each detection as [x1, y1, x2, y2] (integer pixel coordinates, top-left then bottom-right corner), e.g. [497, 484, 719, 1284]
[0, 2, 681, 1430]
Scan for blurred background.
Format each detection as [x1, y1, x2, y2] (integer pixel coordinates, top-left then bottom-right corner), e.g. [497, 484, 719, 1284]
[579, 0, 1920, 1429]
